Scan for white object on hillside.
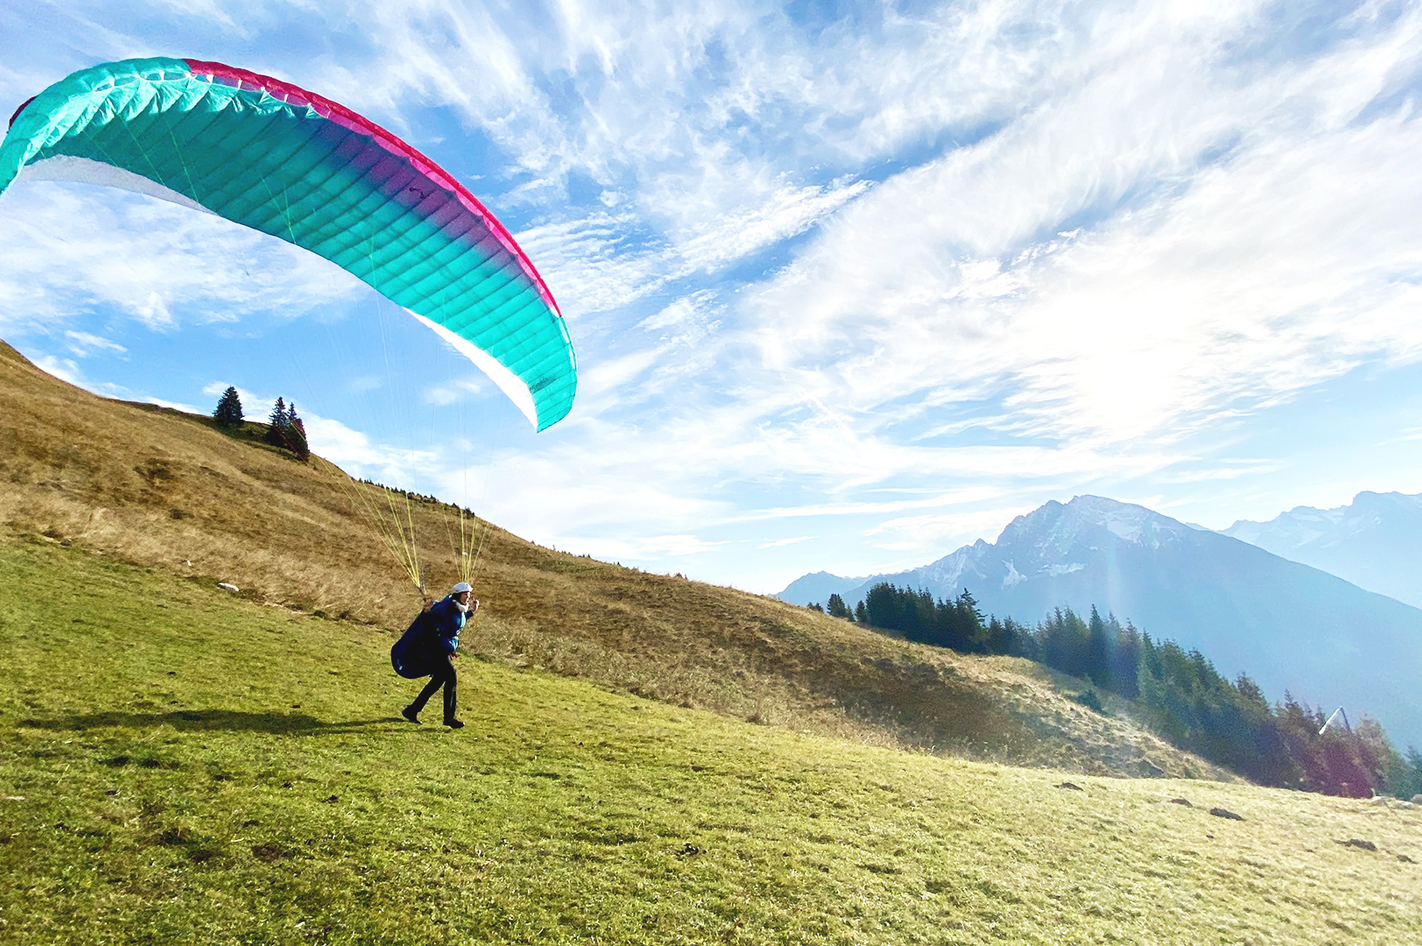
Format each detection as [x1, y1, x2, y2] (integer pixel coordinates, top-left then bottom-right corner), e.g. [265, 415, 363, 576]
[1319, 706, 1351, 736]
[217, 582, 239, 593]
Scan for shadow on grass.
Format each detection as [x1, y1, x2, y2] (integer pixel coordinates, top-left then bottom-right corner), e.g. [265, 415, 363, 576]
[18, 709, 408, 735]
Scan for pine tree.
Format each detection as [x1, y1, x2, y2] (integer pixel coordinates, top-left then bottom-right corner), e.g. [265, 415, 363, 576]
[285, 402, 310, 460]
[265, 397, 292, 449]
[1086, 605, 1111, 689]
[259, 397, 310, 460]
[984, 615, 1008, 654]
[213, 386, 244, 428]
[1110, 620, 1141, 698]
[954, 588, 986, 652]
[289, 420, 310, 461]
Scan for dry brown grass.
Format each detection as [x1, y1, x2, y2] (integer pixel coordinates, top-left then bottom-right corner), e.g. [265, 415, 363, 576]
[0, 338, 1229, 780]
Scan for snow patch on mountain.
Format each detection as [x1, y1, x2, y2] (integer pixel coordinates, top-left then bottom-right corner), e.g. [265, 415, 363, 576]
[1069, 495, 1191, 549]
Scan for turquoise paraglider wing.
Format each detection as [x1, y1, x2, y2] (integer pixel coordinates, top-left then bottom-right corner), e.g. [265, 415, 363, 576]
[0, 57, 576, 430]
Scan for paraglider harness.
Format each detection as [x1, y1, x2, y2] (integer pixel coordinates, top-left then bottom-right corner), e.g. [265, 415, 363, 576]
[390, 607, 440, 679]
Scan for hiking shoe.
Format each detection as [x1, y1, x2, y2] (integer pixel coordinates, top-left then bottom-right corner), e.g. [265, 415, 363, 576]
[401, 706, 421, 724]
[444, 718, 465, 729]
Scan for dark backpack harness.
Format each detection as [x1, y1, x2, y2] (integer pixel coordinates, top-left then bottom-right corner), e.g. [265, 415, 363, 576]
[390, 609, 438, 679]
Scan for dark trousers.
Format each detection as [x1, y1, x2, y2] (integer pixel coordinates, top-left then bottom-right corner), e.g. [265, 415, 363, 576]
[410, 652, 457, 721]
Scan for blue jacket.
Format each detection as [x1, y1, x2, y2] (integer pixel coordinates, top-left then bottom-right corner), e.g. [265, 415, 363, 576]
[425, 595, 468, 655]
[391, 596, 469, 678]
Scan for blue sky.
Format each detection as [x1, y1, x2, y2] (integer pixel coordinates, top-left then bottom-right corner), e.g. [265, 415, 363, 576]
[3, 0, 1422, 594]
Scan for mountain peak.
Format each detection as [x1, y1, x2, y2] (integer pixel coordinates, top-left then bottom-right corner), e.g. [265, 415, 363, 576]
[1222, 490, 1422, 609]
[778, 491, 1422, 747]
[998, 494, 1189, 551]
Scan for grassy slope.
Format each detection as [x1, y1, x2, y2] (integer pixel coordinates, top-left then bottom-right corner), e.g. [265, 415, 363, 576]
[0, 338, 1217, 779]
[2, 537, 1419, 945]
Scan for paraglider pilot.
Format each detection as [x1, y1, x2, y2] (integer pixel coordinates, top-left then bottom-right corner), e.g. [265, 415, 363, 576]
[396, 582, 478, 729]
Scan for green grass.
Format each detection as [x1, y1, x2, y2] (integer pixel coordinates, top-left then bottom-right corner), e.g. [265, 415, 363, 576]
[2, 535, 1420, 945]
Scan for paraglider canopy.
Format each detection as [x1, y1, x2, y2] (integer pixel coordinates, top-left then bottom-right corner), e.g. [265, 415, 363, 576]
[0, 56, 577, 430]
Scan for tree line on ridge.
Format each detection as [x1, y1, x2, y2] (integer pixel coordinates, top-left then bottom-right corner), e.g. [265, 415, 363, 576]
[811, 583, 1422, 800]
[212, 387, 308, 461]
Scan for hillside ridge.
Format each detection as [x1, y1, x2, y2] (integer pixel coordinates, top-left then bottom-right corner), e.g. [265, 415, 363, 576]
[0, 337, 1223, 779]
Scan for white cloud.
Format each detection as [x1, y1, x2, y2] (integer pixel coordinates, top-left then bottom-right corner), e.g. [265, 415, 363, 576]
[736, 0, 1422, 455]
[674, 178, 873, 273]
[302, 412, 442, 488]
[140, 395, 207, 414]
[0, 185, 366, 337]
[865, 505, 1036, 554]
[514, 212, 670, 318]
[728, 488, 1012, 525]
[757, 535, 811, 549]
[570, 533, 728, 563]
[31, 354, 83, 386]
[514, 175, 869, 326]
[7, 0, 1422, 593]
[421, 377, 483, 407]
[63, 330, 126, 356]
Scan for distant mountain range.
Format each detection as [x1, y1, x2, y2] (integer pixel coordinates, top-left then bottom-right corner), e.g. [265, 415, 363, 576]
[1222, 491, 1422, 609]
[778, 495, 1422, 748]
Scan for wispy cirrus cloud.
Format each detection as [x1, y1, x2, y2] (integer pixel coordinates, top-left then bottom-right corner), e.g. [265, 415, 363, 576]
[63, 329, 127, 356]
[0, 186, 366, 339]
[5, 1, 1422, 593]
[737, 0, 1422, 451]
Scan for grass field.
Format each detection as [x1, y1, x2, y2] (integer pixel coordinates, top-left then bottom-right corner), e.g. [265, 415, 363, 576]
[3, 535, 1420, 945]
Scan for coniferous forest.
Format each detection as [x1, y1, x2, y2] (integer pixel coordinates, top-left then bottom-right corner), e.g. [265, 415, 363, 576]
[811, 583, 1422, 799]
